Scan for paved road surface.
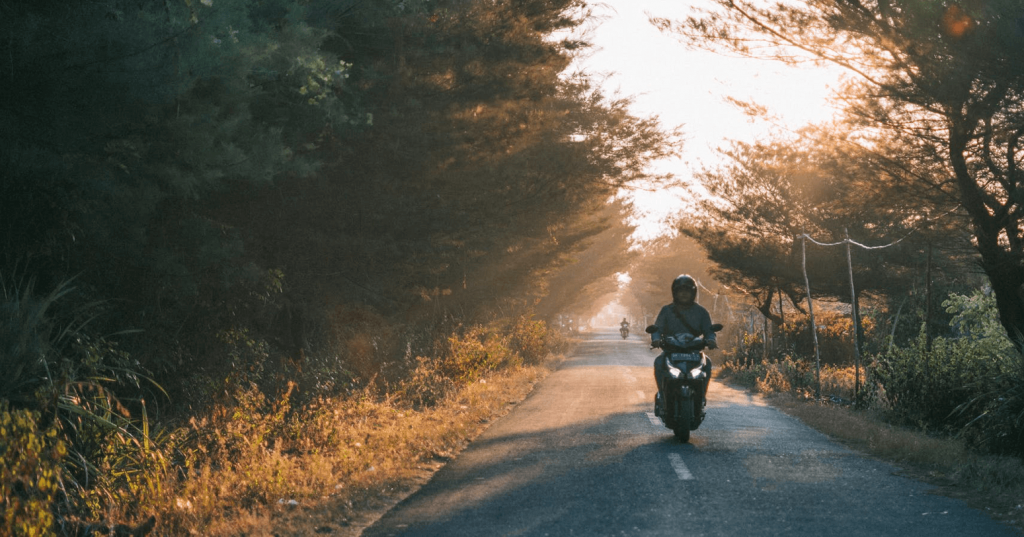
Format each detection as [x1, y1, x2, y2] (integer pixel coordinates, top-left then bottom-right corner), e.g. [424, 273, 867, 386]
[363, 329, 1017, 536]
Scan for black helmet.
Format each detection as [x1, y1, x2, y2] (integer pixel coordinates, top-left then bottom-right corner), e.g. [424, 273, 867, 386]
[671, 274, 698, 303]
[672, 274, 697, 292]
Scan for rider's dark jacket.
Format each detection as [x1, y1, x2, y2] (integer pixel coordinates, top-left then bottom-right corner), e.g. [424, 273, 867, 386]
[650, 303, 716, 345]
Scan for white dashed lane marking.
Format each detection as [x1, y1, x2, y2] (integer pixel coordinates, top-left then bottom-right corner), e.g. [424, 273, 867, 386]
[645, 412, 661, 427]
[668, 453, 694, 480]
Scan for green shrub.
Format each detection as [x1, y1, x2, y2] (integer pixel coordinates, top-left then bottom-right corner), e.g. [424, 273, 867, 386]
[0, 276, 167, 525]
[440, 327, 503, 383]
[871, 330, 991, 428]
[872, 290, 1024, 456]
[1, 405, 66, 536]
[508, 316, 549, 365]
[731, 331, 768, 366]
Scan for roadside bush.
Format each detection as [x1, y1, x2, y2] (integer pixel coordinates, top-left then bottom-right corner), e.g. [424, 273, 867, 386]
[728, 331, 767, 367]
[0, 276, 168, 529]
[398, 356, 459, 408]
[719, 356, 814, 396]
[183, 381, 296, 468]
[439, 326, 513, 383]
[722, 288, 1024, 462]
[818, 365, 862, 402]
[721, 353, 864, 403]
[727, 310, 875, 368]
[872, 329, 993, 430]
[780, 311, 876, 366]
[942, 291, 1023, 456]
[1, 278, 561, 533]
[508, 316, 549, 365]
[716, 354, 760, 386]
[1, 405, 66, 536]
[397, 315, 555, 408]
[755, 359, 794, 394]
[871, 290, 1023, 456]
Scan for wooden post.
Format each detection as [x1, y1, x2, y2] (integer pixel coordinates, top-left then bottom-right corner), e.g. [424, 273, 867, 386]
[925, 241, 933, 352]
[763, 315, 770, 361]
[888, 296, 907, 354]
[802, 234, 822, 398]
[845, 228, 861, 406]
[778, 286, 786, 350]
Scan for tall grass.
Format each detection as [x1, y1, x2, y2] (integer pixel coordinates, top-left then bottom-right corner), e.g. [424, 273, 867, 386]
[1, 284, 564, 536]
[0, 275, 169, 534]
[149, 314, 561, 534]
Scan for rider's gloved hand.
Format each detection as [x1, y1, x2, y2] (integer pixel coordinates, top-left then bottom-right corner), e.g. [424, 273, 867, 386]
[706, 340, 717, 350]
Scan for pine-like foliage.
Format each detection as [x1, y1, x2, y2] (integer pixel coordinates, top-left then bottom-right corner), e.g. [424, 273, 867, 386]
[1, 0, 676, 508]
[1, 0, 352, 327]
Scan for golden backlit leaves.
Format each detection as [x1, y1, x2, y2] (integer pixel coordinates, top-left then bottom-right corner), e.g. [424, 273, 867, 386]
[940, 4, 976, 39]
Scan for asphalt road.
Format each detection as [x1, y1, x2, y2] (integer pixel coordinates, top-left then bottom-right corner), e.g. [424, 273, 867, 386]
[362, 329, 1018, 536]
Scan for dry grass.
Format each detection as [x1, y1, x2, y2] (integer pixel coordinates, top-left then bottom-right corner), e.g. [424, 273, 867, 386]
[0, 315, 567, 535]
[158, 360, 560, 536]
[718, 367, 1024, 533]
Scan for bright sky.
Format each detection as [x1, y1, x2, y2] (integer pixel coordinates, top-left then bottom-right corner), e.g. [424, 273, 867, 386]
[573, 0, 846, 241]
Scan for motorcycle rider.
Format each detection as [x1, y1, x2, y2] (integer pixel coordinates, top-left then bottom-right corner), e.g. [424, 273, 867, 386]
[651, 274, 717, 415]
[620, 317, 629, 330]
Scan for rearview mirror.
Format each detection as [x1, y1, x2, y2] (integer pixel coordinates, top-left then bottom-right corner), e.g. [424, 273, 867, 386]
[710, 323, 724, 332]
[645, 325, 658, 334]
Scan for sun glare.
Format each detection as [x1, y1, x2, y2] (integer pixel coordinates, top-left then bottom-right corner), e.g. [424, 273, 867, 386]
[575, 0, 846, 243]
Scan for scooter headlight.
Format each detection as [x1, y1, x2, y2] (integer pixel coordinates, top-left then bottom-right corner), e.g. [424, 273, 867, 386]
[667, 364, 682, 378]
[689, 366, 705, 380]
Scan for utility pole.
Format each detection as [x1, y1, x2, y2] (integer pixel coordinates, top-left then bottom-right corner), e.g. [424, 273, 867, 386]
[845, 228, 861, 406]
[925, 241, 933, 352]
[778, 285, 786, 351]
[802, 234, 821, 399]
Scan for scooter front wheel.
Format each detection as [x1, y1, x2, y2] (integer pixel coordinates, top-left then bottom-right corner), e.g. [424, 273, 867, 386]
[673, 397, 693, 442]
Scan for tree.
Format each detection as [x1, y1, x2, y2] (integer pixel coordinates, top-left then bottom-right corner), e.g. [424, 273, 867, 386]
[0, 0, 358, 396]
[239, 0, 681, 330]
[655, 0, 1024, 348]
[0, 0, 680, 404]
[679, 124, 974, 323]
[0, 0, 684, 525]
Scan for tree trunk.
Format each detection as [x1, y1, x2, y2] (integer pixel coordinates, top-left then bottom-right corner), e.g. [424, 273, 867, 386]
[984, 257, 1024, 347]
[949, 121, 1024, 352]
[756, 289, 784, 326]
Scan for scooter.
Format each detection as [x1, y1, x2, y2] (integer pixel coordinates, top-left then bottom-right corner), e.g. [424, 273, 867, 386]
[646, 323, 723, 442]
[620, 325, 629, 339]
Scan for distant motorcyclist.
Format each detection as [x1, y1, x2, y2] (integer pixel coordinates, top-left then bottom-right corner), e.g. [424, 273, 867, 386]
[650, 275, 717, 413]
[620, 317, 629, 330]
